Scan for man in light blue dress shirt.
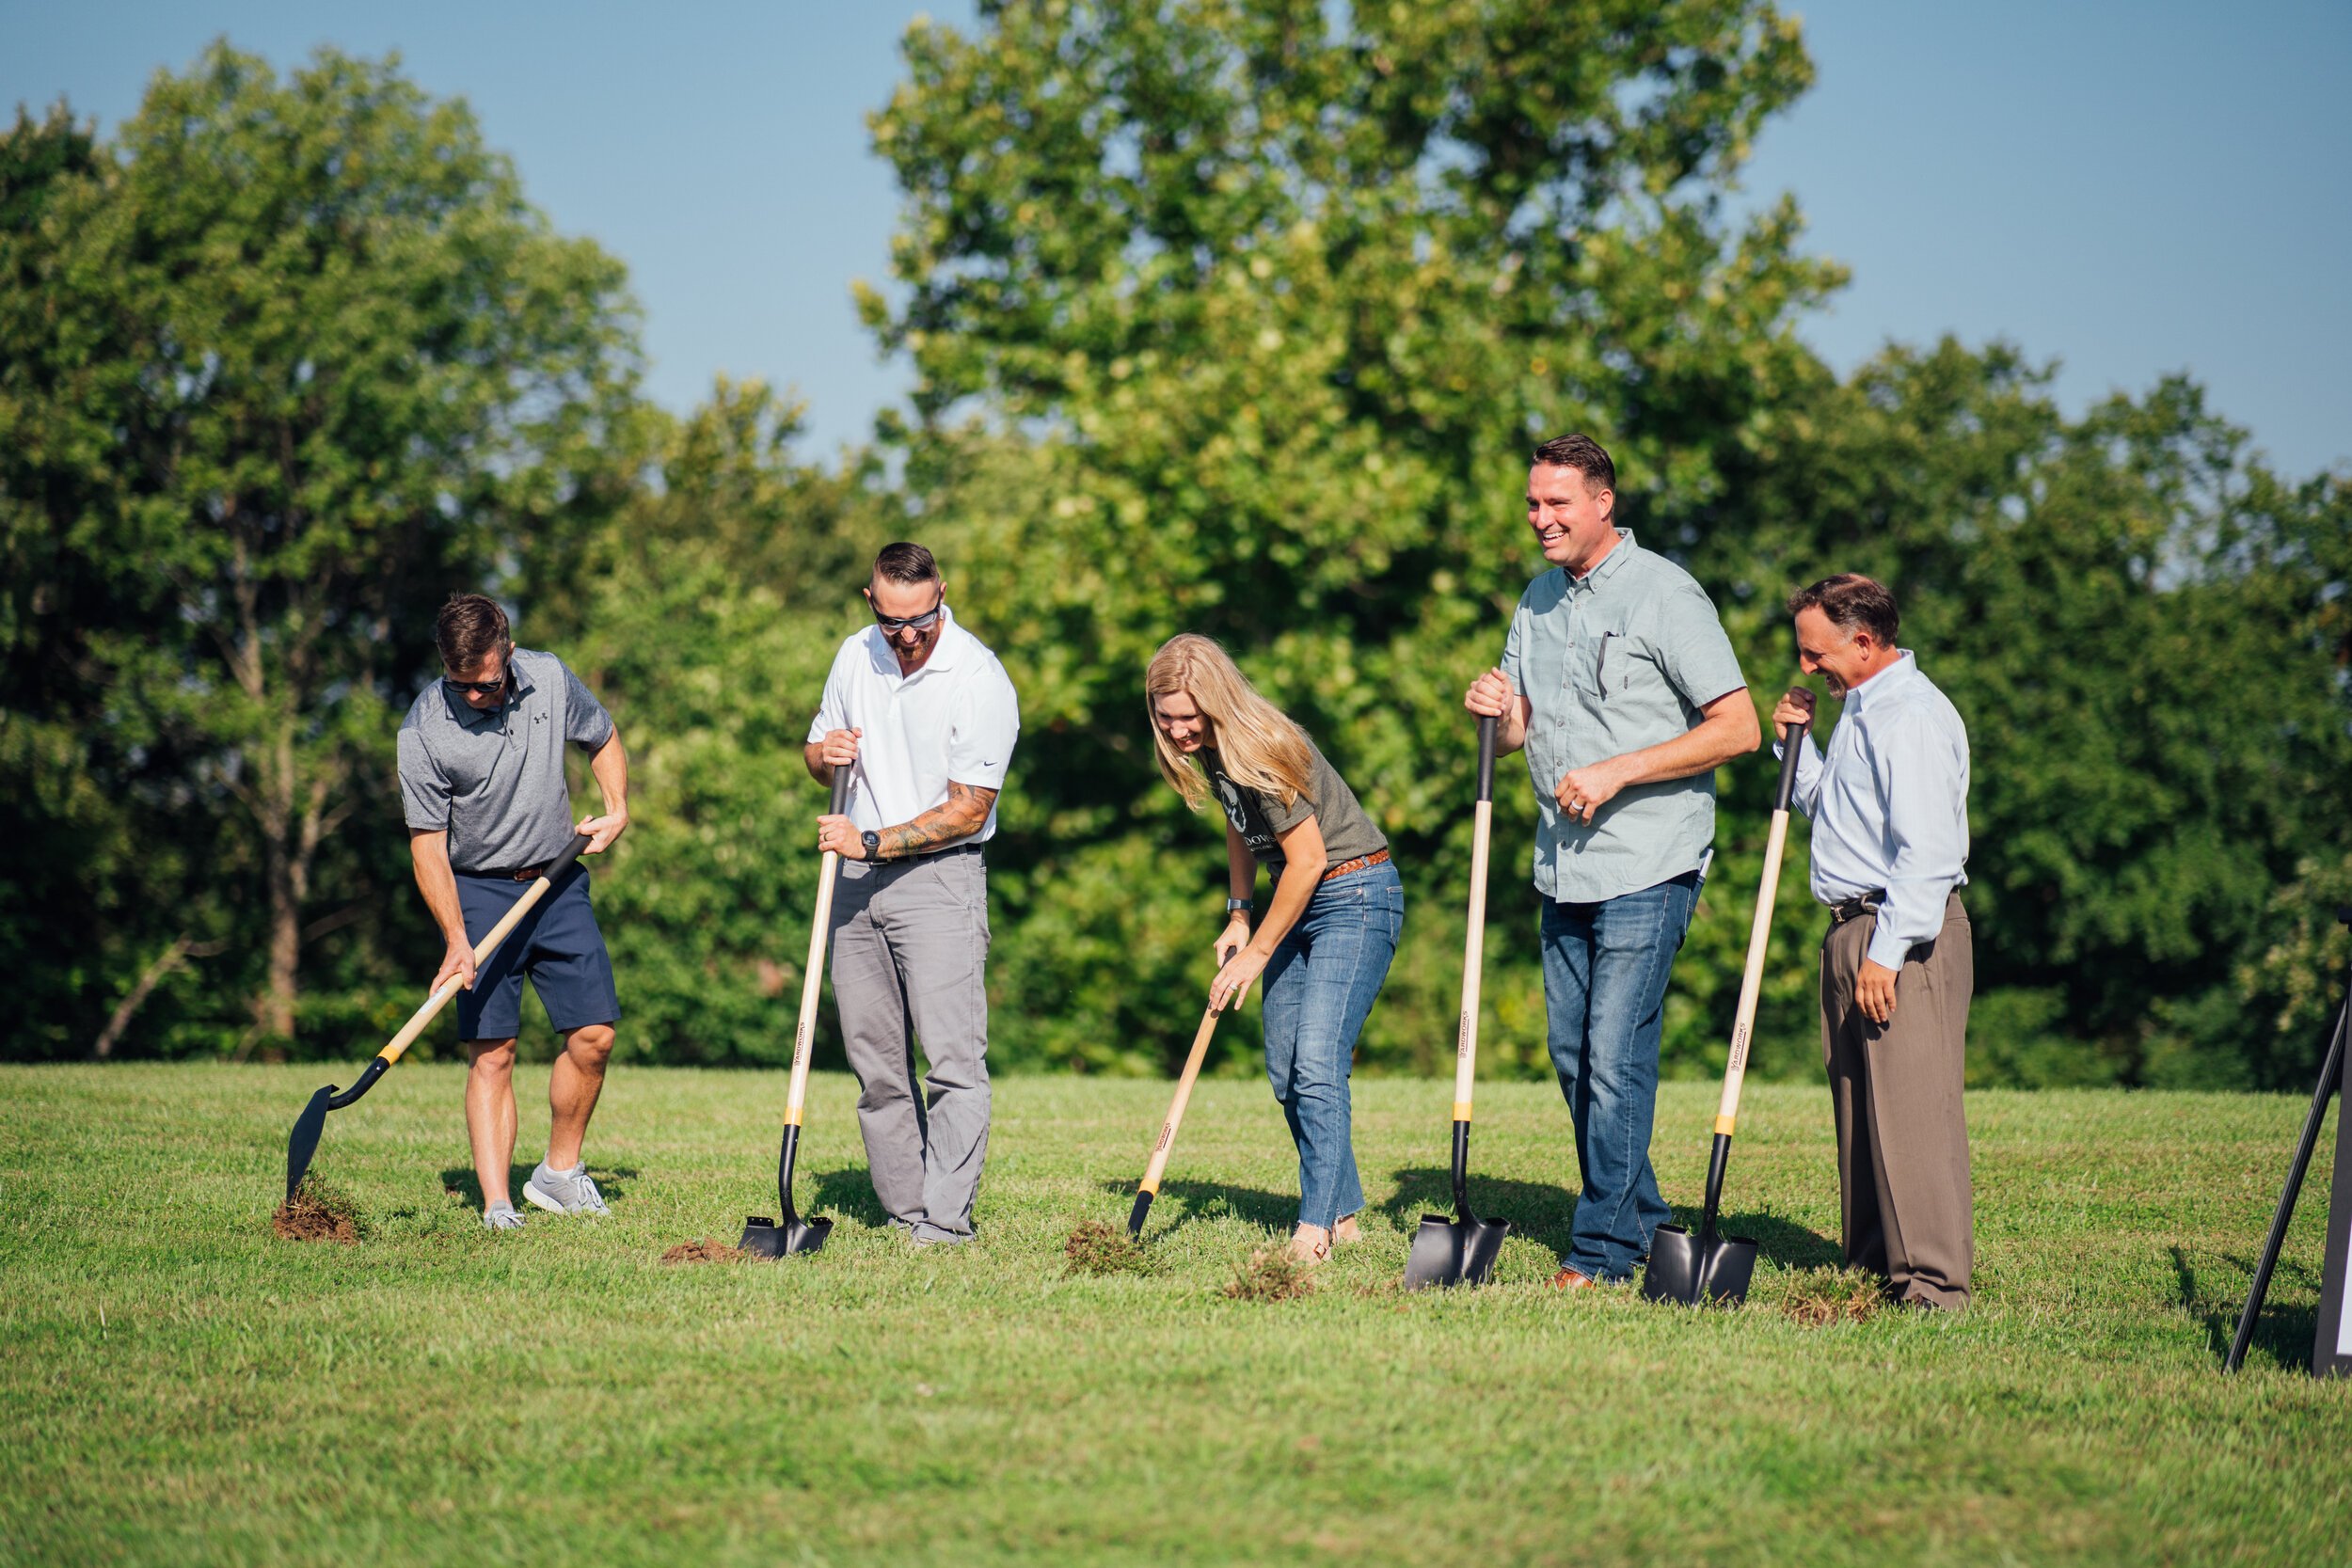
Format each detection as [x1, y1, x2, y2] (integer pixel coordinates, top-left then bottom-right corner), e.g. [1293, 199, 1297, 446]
[1773, 574, 1974, 1310]
[1466, 435, 1760, 1288]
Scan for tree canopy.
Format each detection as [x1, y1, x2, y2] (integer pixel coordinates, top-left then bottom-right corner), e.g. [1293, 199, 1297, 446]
[3, 16, 2344, 1089]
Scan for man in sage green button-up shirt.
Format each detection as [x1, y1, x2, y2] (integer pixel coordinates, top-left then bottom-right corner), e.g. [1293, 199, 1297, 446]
[1465, 434, 1759, 1287]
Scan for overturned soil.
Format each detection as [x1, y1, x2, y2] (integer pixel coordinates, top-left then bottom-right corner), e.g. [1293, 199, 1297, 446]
[1780, 1266, 1883, 1326]
[661, 1237, 752, 1265]
[272, 1184, 360, 1244]
[1223, 1241, 1317, 1304]
[1063, 1218, 1152, 1276]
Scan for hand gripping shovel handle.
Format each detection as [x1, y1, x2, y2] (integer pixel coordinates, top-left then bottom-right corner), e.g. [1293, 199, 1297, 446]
[348, 830, 594, 1102]
[1448, 713, 1500, 1212]
[1129, 1002, 1227, 1235]
[1693, 723, 1804, 1243]
[285, 831, 592, 1200]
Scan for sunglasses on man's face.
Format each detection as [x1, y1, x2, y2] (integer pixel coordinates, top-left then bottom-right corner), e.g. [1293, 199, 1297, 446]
[445, 673, 507, 696]
[871, 600, 945, 634]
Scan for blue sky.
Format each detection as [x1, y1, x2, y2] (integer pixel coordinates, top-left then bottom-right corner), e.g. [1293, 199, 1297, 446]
[7, 1, 2346, 476]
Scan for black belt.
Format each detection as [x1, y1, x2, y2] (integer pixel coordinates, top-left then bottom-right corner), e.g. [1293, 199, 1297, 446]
[462, 860, 571, 881]
[1829, 890, 1885, 926]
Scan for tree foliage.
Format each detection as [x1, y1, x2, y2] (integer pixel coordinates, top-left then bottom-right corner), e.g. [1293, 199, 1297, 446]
[0, 45, 640, 1056]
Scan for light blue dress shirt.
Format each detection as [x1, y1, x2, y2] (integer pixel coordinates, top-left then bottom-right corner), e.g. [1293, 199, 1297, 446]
[1502, 531, 1751, 903]
[1778, 651, 1971, 972]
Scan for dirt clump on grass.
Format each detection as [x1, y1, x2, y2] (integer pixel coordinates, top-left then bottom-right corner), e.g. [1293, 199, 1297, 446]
[661, 1237, 752, 1265]
[1780, 1266, 1883, 1326]
[1223, 1241, 1318, 1303]
[272, 1179, 362, 1244]
[1063, 1219, 1153, 1276]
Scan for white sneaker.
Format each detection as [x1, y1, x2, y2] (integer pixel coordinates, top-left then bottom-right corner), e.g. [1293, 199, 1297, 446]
[523, 1161, 610, 1216]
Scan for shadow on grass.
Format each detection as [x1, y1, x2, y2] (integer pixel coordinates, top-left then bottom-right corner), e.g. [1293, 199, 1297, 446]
[806, 1166, 896, 1228]
[1095, 1176, 1299, 1237]
[437, 1164, 640, 1209]
[1379, 1165, 1841, 1273]
[2170, 1243, 2320, 1371]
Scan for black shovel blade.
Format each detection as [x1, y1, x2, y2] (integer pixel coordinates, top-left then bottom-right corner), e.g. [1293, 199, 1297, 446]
[1402, 1212, 1512, 1291]
[284, 1085, 335, 1204]
[1639, 1223, 1759, 1306]
[739, 1212, 833, 1259]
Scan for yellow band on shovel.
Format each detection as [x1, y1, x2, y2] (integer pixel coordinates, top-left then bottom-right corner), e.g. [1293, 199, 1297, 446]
[1713, 1114, 1737, 1137]
[782, 1105, 803, 1128]
[1453, 1101, 1474, 1122]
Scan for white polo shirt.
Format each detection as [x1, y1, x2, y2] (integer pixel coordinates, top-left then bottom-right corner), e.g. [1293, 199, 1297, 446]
[807, 605, 1021, 847]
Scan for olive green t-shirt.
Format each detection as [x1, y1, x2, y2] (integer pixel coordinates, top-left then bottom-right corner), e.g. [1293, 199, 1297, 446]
[1200, 736, 1387, 876]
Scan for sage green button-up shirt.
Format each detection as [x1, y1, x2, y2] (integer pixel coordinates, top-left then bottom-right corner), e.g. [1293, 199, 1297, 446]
[1500, 531, 1750, 903]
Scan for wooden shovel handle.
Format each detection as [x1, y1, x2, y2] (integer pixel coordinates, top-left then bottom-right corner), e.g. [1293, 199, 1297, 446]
[379, 832, 594, 1068]
[1711, 725, 1806, 1134]
[1451, 714, 1499, 1120]
[1136, 1004, 1225, 1198]
[783, 768, 855, 1127]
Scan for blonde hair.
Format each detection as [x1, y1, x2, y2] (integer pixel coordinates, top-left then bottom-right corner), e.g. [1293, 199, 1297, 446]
[1145, 634, 1313, 812]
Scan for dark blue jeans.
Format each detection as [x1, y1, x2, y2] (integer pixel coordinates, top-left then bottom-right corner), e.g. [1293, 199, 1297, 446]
[1261, 859, 1404, 1229]
[1541, 870, 1701, 1281]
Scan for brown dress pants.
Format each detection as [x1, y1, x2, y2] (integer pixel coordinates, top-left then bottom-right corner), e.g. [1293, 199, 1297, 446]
[1820, 892, 1973, 1309]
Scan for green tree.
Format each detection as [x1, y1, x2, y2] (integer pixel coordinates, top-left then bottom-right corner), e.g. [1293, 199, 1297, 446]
[0, 44, 642, 1054]
[863, 0, 1841, 1072]
[544, 378, 899, 1067]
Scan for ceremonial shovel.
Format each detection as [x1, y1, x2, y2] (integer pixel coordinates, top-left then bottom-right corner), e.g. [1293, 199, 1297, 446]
[1127, 1002, 1230, 1236]
[740, 769, 851, 1259]
[283, 832, 593, 1203]
[1641, 723, 1804, 1307]
[1403, 714, 1511, 1290]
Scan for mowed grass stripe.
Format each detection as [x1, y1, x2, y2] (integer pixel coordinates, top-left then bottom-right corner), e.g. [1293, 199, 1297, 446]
[1, 1065, 2346, 1566]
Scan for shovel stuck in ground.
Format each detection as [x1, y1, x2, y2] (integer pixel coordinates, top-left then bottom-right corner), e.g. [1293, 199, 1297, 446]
[283, 832, 592, 1204]
[1642, 724, 1804, 1307]
[740, 770, 851, 1259]
[1126, 1001, 1229, 1237]
[1404, 715, 1510, 1290]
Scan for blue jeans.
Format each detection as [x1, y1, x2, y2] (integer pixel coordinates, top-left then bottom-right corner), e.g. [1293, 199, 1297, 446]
[1541, 870, 1701, 1281]
[1261, 859, 1404, 1229]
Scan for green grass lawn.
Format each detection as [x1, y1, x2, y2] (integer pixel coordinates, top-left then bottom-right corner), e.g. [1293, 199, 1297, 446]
[4, 1063, 2349, 1566]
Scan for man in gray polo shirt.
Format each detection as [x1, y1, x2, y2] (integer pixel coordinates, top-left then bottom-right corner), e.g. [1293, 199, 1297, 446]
[398, 594, 631, 1231]
[1465, 434, 1759, 1288]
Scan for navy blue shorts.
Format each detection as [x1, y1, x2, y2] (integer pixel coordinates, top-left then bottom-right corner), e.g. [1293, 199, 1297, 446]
[454, 863, 621, 1041]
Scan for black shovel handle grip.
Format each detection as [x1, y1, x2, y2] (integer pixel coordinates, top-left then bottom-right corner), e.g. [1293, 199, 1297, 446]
[1475, 713, 1498, 803]
[1773, 720, 1804, 813]
[830, 768, 850, 814]
[546, 830, 593, 881]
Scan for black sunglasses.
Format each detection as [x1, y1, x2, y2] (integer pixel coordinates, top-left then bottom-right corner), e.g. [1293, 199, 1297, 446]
[444, 642, 514, 696]
[871, 598, 945, 634]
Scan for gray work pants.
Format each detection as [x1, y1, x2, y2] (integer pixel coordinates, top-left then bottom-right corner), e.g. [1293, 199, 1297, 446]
[827, 847, 993, 1241]
[1820, 892, 1974, 1309]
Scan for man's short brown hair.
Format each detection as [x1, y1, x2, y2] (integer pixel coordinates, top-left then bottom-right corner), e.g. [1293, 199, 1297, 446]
[1788, 574, 1899, 647]
[436, 593, 511, 670]
[1531, 433, 1615, 494]
[872, 542, 940, 586]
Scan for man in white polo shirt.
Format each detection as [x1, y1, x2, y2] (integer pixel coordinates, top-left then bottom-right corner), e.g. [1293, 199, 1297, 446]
[807, 542, 1021, 1245]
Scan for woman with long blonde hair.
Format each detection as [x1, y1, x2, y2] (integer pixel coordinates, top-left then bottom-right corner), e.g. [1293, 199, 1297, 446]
[1145, 634, 1405, 1264]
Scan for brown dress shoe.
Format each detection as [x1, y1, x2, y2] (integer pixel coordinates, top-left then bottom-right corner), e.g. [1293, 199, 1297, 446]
[1550, 1266, 1597, 1291]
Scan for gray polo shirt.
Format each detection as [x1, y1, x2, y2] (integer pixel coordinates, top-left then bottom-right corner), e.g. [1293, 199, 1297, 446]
[397, 648, 614, 873]
[1501, 531, 1749, 903]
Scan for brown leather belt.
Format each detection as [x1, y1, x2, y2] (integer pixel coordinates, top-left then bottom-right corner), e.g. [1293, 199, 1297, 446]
[1322, 847, 1391, 882]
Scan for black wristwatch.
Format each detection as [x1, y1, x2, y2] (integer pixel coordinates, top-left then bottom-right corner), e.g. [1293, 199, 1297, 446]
[861, 830, 882, 862]
[1226, 897, 1253, 915]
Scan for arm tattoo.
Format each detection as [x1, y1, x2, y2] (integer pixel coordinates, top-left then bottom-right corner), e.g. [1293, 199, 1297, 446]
[876, 781, 998, 860]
